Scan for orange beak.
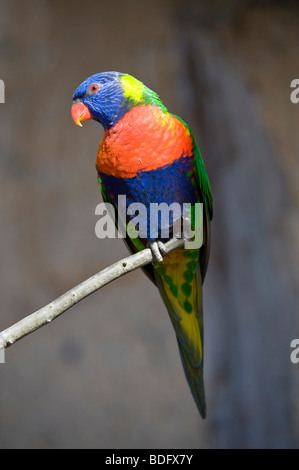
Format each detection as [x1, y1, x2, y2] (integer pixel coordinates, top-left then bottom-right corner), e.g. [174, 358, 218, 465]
[71, 101, 93, 127]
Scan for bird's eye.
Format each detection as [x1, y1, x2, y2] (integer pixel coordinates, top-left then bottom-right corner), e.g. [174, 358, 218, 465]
[89, 84, 100, 94]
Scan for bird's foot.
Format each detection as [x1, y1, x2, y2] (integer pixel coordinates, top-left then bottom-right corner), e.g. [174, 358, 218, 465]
[147, 241, 167, 263]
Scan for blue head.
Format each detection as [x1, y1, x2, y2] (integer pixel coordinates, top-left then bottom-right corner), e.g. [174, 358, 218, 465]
[71, 71, 166, 130]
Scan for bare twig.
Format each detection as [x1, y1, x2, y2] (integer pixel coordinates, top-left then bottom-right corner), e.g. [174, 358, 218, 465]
[0, 238, 184, 350]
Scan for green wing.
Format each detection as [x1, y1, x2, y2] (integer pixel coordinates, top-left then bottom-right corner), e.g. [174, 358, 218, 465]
[171, 114, 213, 220]
[170, 114, 213, 282]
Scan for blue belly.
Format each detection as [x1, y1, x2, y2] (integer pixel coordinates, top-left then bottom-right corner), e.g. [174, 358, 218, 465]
[98, 156, 199, 240]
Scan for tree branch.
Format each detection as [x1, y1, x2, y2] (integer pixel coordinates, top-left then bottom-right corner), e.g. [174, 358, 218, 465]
[0, 238, 184, 351]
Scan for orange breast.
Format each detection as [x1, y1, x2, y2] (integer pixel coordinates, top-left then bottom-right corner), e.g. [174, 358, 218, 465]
[96, 105, 193, 178]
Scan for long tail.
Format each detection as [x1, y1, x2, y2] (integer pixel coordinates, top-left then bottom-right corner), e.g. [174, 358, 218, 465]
[154, 248, 206, 418]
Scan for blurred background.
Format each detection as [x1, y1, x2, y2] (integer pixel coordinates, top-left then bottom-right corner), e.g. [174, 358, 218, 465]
[0, 0, 298, 449]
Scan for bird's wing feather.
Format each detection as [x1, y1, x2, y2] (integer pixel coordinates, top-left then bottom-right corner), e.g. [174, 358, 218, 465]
[170, 114, 213, 282]
[171, 114, 213, 219]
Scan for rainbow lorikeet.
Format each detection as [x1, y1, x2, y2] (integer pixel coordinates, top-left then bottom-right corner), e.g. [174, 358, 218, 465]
[71, 72, 213, 418]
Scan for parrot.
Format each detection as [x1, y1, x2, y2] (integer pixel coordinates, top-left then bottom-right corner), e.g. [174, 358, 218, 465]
[71, 72, 213, 418]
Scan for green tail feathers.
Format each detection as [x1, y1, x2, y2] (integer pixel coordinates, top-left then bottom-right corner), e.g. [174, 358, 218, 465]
[154, 248, 206, 418]
[178, 341, 206, 419]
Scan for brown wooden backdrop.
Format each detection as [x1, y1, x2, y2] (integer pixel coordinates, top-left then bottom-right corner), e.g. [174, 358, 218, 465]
[0, 0, 298, 448]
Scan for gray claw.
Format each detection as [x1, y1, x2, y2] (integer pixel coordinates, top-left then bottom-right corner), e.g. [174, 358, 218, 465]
[148, 241, 164, 263]
[157, 241, 167, 256]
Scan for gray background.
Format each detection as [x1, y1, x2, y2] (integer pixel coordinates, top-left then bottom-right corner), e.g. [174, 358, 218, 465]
[0, 0, 298, 448]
